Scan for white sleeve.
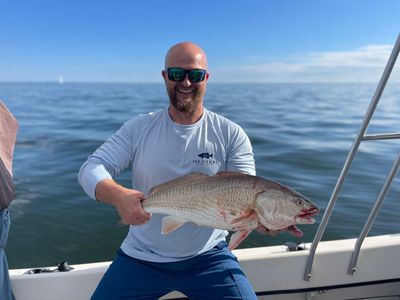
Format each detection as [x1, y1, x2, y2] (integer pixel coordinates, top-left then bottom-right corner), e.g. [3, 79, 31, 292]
[78, 122, 134, 200]
[226, 126, 256, 176]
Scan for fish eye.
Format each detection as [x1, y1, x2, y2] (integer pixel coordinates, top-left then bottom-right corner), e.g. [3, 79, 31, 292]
[297, 199, 304, 206]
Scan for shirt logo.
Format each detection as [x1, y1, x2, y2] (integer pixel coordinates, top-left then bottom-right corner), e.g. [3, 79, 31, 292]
[193, 152, 219, 167]
[198, 152, 213, 159]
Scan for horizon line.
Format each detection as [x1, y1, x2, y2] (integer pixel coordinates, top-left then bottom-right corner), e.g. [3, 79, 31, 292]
[0, 80, 394, 85]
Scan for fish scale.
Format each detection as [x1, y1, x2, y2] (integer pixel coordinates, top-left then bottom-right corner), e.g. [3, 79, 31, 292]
[145, 175, 256, 226]
[142, 171, 319, 249]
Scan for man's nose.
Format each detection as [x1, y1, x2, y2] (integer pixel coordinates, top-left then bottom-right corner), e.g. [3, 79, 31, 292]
[181, 74, 192, 87]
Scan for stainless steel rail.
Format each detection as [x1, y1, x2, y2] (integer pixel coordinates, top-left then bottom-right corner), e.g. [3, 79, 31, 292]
[303, 33, 400, 281]
[362, 133, 400, 141]
[348, 153, 400, 275]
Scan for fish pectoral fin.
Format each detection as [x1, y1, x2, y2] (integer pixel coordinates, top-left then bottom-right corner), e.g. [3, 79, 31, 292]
[231, 210, 258, 226]
[161, 216, 188, 234]
[229, 230, 252, 250]
[230, 210, 258, 231]
[231, 219, 259, 231]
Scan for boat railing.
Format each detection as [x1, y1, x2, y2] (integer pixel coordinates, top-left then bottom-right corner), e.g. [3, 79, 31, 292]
[303, 33, 400, 281]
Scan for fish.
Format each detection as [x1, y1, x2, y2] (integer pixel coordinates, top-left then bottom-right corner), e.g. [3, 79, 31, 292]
[198, 152, 213, 159]
[142, 171, 319, 250]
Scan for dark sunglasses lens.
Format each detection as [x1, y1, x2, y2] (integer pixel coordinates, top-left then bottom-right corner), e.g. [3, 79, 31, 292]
[168, 68, 186, 82]
[188, 70, 206, 83]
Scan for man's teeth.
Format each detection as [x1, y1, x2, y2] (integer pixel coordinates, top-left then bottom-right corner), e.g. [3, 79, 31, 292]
[178, 89, 194, 94]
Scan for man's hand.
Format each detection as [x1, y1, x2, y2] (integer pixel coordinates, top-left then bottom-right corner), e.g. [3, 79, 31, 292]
[115, 190, 151, 225]
[256, 223, 304, 238]
[95, 179, 151, 225]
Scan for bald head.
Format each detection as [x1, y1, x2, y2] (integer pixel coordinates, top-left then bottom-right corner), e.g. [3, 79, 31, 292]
[162, 42, 209, 124]
[164, 42, 208, 70]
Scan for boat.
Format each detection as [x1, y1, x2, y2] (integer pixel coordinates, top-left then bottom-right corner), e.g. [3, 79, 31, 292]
[9, 34, 400, 299]
[8, 233, 400, 300]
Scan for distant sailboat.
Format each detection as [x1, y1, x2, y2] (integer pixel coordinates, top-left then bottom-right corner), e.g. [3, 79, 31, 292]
[58, 75, 64, 84]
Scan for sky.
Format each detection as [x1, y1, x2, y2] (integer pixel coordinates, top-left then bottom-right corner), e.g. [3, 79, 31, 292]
[1, 0, 400, 83]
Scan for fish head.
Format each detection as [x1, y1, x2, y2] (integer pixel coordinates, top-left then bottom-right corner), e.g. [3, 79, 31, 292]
[255, 181, 319, 230]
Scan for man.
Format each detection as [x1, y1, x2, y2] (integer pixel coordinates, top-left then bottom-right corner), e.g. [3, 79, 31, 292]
[0, 101, 18, 300]
[79, 42, 261, 299]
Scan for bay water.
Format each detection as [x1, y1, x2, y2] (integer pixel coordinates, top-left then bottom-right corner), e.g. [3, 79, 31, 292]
[1, 82, 399, 269]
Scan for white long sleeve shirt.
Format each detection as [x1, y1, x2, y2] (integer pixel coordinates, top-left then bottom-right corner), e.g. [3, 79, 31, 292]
[78, 107, 255, 262]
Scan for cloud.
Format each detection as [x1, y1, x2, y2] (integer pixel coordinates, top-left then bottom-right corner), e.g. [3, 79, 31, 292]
[214, 44, 400, 83]
[306, 45, 392, 68]
[243, 45, 394, 73]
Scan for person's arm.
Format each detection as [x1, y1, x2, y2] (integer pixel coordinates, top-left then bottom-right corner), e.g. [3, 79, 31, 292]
[95, 179, 150, 225]
[78, 120, 150, 225]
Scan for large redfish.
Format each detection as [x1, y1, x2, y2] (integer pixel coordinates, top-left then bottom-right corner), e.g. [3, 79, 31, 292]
[142, 171, 319, 249]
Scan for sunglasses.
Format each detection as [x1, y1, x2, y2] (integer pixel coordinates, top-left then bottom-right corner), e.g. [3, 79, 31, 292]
[166, 67, 207, 83]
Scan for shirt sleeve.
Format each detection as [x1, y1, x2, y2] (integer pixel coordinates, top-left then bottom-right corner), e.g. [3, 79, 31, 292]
[226, 125, 256, 176]
[78, 122, 134, 200]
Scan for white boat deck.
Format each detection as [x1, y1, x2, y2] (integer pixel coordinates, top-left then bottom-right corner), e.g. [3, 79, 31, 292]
[10, 234, 400, 300]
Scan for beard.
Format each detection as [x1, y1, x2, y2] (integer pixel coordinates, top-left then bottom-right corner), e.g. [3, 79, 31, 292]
[167, 86, 203, 115]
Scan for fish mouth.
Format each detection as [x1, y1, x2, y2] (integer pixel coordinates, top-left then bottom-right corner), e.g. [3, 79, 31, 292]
[296, 207, 319, 222]
[298, 207, 319, 218]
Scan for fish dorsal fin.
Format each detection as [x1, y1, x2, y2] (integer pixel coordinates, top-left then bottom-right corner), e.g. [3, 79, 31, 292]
[216, 171, 249, 178]
[148, 173, 209, 196]
[161, 216, 188, 234]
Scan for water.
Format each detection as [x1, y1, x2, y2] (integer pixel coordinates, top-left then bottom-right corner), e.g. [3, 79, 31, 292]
[1, 82, 399, 269]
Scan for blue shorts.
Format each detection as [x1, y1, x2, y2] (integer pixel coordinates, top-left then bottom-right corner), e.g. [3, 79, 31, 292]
[1, 209, 15, 300]
[91, 241, 257, 300]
